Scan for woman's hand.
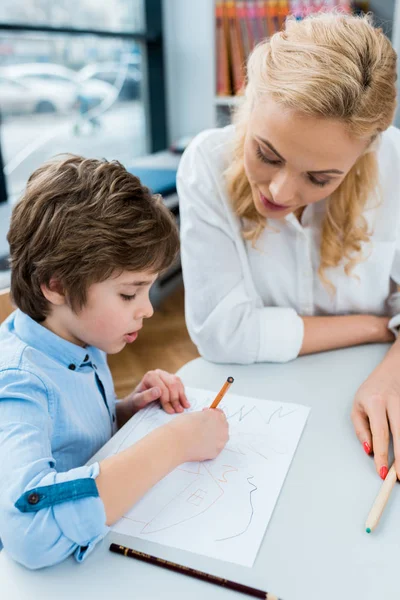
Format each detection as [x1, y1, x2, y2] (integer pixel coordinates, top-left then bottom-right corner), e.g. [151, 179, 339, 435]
[126, 369, 190, 415]
[374, 317, 397, 343]
[351, 346, 400, 479]
[300, 315, 394, 356]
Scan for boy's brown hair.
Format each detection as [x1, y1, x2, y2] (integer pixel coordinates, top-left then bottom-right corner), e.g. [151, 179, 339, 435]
[8, 155, 180, 322]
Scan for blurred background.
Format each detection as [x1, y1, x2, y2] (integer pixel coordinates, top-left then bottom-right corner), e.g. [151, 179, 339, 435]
[0, 0, 147, 203]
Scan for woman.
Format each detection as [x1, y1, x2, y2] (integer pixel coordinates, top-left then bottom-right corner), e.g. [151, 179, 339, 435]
[177, 12, 400, 480]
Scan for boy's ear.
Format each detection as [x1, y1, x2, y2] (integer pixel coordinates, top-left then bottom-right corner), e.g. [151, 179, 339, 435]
[40, 278, 66, 306]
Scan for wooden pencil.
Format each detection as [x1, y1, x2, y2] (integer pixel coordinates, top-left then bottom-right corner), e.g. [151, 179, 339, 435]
[109, 543, 281, 599]
[209, 376, 234, 409]
[365, 464, 398, 533]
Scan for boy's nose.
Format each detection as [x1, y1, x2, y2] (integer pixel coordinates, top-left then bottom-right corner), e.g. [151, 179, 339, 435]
[136, 299, 154, 320]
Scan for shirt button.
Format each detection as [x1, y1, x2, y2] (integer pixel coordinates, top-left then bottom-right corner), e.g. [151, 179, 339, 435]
[83, 354, 89, 362]
[68, 364, 76, 371]
[27, 492, 40, 505]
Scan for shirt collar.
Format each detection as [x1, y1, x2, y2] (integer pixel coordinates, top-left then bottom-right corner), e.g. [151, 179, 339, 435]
[285, 197, 328, 230]
[13, 309, 93, 370]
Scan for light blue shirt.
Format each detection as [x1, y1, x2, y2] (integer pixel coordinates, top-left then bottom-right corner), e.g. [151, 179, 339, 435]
[0, 309, 118, 569]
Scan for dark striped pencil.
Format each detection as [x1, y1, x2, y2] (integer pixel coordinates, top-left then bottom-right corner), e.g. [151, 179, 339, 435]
[109, 543, 281, 599]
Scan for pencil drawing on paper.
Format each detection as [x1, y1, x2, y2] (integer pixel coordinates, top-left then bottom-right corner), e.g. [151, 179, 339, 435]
[110, 386, 310, 567]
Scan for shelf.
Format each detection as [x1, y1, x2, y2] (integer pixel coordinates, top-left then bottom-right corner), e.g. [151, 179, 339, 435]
[214, 96, 243, 107]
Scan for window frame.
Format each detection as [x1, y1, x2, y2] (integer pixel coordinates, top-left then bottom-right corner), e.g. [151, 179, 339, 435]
[0, 0, 167, 203]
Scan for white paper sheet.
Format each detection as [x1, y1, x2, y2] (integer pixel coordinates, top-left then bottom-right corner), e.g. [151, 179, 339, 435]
[110, 387, 310, 567]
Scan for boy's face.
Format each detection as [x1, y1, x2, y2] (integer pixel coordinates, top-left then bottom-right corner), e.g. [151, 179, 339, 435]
[44, 270, 157, 353]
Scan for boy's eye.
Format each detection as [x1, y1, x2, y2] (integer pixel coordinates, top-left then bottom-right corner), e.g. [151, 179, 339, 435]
[120, 294, 136, 301]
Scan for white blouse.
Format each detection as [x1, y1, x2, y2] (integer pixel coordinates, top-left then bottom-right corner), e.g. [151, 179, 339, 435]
[177, 125, 400, 364]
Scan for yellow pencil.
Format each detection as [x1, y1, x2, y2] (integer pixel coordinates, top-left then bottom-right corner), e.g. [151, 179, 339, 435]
[365, 464, 398, 533]
[209, 376, 234, 409]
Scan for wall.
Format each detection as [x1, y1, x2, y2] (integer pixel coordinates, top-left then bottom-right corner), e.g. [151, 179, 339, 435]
[162, 0, 399, 138]
[162, 0, 215, 144]
[369, 0, 395, 38]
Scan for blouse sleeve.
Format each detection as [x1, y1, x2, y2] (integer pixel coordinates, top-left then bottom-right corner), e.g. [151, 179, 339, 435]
[177, 135, 304, 364]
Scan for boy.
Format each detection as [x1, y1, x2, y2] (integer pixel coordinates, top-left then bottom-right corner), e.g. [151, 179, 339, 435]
[0, 155, 228, 569]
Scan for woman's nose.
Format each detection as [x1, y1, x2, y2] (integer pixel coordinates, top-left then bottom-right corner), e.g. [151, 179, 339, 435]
[269, 170, 297, 206]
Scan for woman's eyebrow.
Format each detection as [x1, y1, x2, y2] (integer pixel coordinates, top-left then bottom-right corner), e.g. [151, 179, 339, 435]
[308, 168, 344, 175]
[257, 137, 285, 161]
[257, 136, 344, 174]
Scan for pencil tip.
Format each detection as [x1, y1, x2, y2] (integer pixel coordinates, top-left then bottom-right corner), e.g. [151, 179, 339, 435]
[366, 527, 371, 534]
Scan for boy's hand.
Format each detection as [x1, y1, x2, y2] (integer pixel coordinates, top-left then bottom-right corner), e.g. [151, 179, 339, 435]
[169, 408, 229, 462]
[127, 369, 190, 415]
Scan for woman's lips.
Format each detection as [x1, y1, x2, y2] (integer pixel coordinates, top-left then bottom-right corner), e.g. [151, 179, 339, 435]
[259, 192, 288, 212]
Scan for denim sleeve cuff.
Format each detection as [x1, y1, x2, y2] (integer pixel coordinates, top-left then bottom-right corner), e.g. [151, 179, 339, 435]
[74, 531, 107, 563]
[50, 462, 109, 549]
[15, 478, 98, 513]
[16, 462, 109, 554]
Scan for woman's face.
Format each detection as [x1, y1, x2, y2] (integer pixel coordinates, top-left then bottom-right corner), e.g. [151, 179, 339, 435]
[243, 97, 369, 220]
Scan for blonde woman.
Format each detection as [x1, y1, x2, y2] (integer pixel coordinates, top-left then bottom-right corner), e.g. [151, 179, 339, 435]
[178, 12, 400, 481]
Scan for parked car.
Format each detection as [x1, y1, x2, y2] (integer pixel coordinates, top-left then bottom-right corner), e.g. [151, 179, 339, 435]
[0, 63, 117, 115]
[77, 59, 142, 101]
[0, 74, 75, 116]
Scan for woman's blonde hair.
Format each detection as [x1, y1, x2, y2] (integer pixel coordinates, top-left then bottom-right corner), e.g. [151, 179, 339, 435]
[226, 12, 397, 282]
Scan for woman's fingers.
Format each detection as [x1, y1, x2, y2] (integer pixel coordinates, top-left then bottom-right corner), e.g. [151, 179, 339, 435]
[368, 396, 390, 479]
[351, 406, 372, 456]
[387, 395, 400, 479]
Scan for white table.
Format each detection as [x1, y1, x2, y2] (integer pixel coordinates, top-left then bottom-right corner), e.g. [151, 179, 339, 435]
[1, 345, 399, 599]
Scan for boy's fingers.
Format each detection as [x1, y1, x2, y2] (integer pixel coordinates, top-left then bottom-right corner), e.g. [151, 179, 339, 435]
[369, 403, 390, 479]
[351, 408, 372, 455]
[168, 384, 183, 413]
[147, 374, 173, 413]
[157, 370, 183, 413]
[179, 392, 190, 409]
[153, 375, 175, 415]
[141, 370, 188, 414]
[161, 403, 175, 414]
[176, 378, 190, 408]
[134, 386, 161, 409]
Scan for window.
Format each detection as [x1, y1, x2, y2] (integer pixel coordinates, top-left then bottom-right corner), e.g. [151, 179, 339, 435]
[0, 0, 144, 33]
[0, 0, 166, 203]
